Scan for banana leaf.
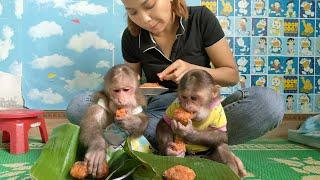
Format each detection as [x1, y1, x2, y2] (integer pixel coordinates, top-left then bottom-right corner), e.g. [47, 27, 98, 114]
[124, 140, 240, 180]
[30, 123, 80, 180]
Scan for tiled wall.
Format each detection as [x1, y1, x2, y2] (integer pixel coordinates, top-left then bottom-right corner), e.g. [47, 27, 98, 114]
[202, 0, 320, 113]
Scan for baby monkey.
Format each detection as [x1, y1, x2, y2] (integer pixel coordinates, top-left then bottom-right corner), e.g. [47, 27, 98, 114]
[79, 64, 148, 178]
[156, 69, 245, 177]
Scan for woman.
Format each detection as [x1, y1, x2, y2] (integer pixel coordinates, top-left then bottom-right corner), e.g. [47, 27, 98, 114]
[67, 0, 284, 177]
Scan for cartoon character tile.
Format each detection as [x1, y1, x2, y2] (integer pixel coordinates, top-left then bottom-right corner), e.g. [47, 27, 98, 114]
[317, 0, 320, 18]
[235, 17, 251, 36]
[299, 76, 315, 94]
[251, 56, 268, 74]
[269, 0, 285, 17]
[268, 75, 284, 93]
[283, 75, 298, 93]
[220, 86, 235, 94]
[235, 37, 250, 55]
[218, 16, 234, 36]
[316, 19, 320, 37]
[315, 95, 320, 111]
[316, 38, 320, 56]
[269, 37, 284, 54]
[284, 19, 299, 36]
[236, 74, 251, 90]
[201, 0, 218, 15]
[251, 75, 267, 87]
[268, 56, 285, 74]
[298, 93, 314, 112]
[284, 94, 298, 113]
[283, 37, 298, 56]
[299, 37, 314, 56]
[252, 18, 268, 36]
[252, 0, 268, 16]
[299, 57, 314, 75]
[316, 57, 320, 75]
[268, 18, 284, 36]
[226, 37, 234, 52]
[235, 0, 251, 16]
[300, 0, 315, 18]
[251, 37, 268, 55]
[218, 0, 234, 16]
[284, 57, 298, 75]
[236, 56, 250, 74]
[284, 0, 299, 18]
[315, 76, 320, 93]
[300, 19, 316, 37]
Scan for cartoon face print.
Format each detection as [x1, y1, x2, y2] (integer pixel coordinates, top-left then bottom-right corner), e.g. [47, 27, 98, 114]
[285, 1, 297, 17]
[298, 94, 312, 112]
[316, 57, 320, 75]
[252, 18, 268, 36]
[201, 0, 218, 14]
[285, 94, 296, 112]
[236, 56, 250, 73]
[269, 0, 285, 17]
[285, 38, 297, 56]
[315, 76, 320, 93]
[235, 37, 250, 55]
[299, 76, 314, 94]
[252, 56, 267, 73]
[269, 18, 283, 36]
[253, 37, 267, 55]
[315, 95, 320, 111]
[300, 38, 314, 56]
[283, 76, 298, 93]
[237, 74, 250, 90]
[252, 75, 267, 87]
[218, 0, 234, 16]
[299, 57, 314, 75]
[284, 57, 297, 75]
[300, 19, 315, 37]
[300, 0, 315, 18]
[269, 57, 284, 74]
[235, 17, 251, 36]
[218, 17, 233, 36]
[270, 37, 283, 54]
[284, 19, 299, 36]
[315, 36, 320, 56]
[253, 0, 267, 16]
[235, 0, 251, 16]
[268, 75, 283, 93]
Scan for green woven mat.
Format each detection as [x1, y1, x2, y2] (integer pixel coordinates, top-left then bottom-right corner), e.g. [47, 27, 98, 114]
[231, 139, 320, 180]
[0, 138, 44, 179]
[0, 138, 319, 180]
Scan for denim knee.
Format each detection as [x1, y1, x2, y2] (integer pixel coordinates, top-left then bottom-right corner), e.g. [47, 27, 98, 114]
[253, 86, 285, 128]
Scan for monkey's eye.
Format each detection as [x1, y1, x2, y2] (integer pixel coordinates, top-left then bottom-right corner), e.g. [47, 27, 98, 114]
[181, 95, 187, 100]
[113, 89, 120, 93]
[191, 96, 197, 101]
[123, 88, 131, 92]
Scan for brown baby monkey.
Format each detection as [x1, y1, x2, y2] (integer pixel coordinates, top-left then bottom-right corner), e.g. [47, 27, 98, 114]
[79, 64, 148, 178]
[156, 69, 245, 177]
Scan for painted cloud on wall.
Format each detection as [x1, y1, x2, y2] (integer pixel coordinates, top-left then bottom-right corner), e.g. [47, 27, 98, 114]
[31, 54, 73, 69]
[28, 21, 63, 40]
[0, 26, 14, 61]
[96, 60, 111, 68]
[61, 70, 103, 91]
[0, 3, 3, 16]
[9, 61, 22, 77]
[67, 31, 114, 53]
[34, 0, 108, 17]
[15, 0, 23, 19]
[28, 88, 63, 104]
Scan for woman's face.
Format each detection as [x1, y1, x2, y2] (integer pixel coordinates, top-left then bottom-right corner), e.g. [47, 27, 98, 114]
[122, 0, 173, 35]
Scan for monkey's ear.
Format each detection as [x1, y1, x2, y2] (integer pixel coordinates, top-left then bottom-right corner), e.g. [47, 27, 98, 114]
[137, 74, 141, 81]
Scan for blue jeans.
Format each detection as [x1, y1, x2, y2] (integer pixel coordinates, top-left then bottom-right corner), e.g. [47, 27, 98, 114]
[66, 87, 285, 147]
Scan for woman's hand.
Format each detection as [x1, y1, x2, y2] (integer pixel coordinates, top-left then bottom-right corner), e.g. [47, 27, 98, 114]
[157, 59, 197, 83]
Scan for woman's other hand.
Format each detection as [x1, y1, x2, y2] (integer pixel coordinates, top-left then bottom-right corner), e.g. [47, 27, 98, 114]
[157, 59, 197, 83]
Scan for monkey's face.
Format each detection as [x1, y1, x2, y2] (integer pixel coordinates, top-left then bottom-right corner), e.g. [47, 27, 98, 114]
[178, 89, 212, 120]
[107, 78, 138, 107]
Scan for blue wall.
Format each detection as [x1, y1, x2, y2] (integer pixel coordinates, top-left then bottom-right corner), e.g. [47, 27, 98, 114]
[0, 0, 319, 113]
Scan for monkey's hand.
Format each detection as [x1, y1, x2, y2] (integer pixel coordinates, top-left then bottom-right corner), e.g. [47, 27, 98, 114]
[84, 140, 107, 178]
[165, 142, 186, 157]
[115, 114, 147, 136]
[171, 119, 195, 138]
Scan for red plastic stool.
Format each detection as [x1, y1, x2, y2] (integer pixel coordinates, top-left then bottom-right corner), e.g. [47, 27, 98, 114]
[0, 109, 48, 154]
